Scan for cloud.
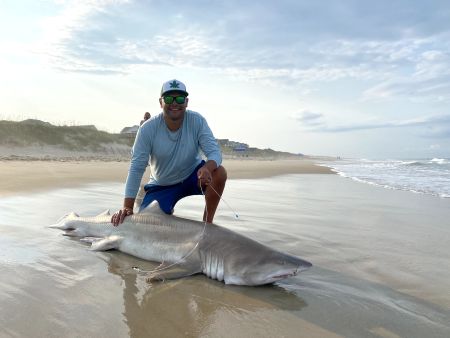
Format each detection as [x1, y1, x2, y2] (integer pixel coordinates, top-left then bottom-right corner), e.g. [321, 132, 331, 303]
[27, 0, 450, 109]
[297, 112, 450, 138]
[292, 110, 325, 126]
[363, 40, 450, 101]
[364, 77, 450, 102]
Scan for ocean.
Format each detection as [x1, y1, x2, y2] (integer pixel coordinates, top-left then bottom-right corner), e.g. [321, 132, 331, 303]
[321, 158, 450, 199]
[1, 175, 449, 337]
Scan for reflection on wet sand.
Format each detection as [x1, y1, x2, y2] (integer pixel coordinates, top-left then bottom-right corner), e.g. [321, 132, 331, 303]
[104, 252, 315, 337]
[102, 249, 450, 338]
[2, 176, 450, 337]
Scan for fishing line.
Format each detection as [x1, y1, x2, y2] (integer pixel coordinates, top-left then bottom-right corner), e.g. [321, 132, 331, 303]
[133, 219, 206, 276]
[133, 184, 210, 276]
[207, 184, 239, 219]
[133, 182, 239, 278]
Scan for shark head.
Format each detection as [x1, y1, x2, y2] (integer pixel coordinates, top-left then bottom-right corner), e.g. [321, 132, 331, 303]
[262, 251, 312, 284]
[224, 249, 312, 286]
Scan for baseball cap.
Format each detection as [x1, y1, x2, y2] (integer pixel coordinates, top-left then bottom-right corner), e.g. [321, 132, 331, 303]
[160, 79, 189, 97]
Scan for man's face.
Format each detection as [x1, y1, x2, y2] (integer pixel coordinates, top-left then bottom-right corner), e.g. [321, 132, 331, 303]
[159, 91, 188, 122]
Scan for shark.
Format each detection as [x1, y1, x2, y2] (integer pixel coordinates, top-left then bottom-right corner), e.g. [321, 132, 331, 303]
[51, 202, 312, 286]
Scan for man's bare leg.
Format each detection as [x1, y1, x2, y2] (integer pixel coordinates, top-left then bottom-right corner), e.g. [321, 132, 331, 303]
[203, 166, 227, 223]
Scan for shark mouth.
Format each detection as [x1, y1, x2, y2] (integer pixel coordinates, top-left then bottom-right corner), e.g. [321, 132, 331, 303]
[271, 270, 298, 280]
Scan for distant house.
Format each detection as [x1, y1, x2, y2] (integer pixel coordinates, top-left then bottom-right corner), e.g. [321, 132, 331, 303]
[120, 125, 139, 142]
[233, 145, 248, 152]
[120, 125, 139, 135]
[217, 138, 249, 149]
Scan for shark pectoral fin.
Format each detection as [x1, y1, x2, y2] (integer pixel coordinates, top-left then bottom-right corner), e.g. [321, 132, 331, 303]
[80, 237, 102, 244]
[90, 235, 122, 251]
[146, 262, 200, 282]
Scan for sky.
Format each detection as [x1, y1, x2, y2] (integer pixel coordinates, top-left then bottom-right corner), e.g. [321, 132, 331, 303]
[1, 0, 450, 159]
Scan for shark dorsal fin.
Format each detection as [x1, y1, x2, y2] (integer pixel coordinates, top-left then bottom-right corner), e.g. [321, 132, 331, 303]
[97, 209, 111, 217]
[139, 200, 166, 215]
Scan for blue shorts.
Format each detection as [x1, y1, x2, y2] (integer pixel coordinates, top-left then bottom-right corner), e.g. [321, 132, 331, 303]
[140, 161, 205, 214]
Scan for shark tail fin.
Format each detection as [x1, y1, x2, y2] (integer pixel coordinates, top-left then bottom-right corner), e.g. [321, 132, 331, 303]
[49, 212, 79, 229]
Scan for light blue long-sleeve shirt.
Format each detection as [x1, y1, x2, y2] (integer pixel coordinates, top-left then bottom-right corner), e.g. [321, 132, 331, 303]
[124, 110, 222, 198]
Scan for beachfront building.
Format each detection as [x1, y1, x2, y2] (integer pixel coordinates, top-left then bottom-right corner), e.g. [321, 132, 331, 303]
[120, 125, 139, 135]
[120, 125, 139, 142]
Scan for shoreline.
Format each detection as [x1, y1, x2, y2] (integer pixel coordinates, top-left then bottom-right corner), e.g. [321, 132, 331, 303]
[2, 158, 450, 336]
[0, 158, 333, 197]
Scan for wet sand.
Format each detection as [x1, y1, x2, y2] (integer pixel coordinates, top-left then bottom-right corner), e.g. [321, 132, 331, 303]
[1, 162, 449, 337]
[0, 158, 332, 197]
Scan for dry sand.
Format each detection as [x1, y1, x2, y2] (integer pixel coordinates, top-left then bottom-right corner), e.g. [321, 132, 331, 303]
[0, 159, 332, 197]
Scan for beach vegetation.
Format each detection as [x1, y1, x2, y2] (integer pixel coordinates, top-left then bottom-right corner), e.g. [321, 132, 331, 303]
[0, 119, 301, 160]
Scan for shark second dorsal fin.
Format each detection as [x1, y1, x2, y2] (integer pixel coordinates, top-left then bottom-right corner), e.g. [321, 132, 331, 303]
[139, 200, 166, 215]
[97, 209, 111, 217]
[54, 211, 79, 224]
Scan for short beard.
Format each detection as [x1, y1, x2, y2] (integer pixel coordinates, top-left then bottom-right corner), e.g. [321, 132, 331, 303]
[165, 109, 184, 122]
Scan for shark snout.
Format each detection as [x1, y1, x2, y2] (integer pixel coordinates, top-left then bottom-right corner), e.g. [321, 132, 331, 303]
[297, 259, 313, 272]
[269, 255, 312, 281]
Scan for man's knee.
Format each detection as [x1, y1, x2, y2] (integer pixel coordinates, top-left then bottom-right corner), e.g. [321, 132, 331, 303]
[213, 165, 227, 184]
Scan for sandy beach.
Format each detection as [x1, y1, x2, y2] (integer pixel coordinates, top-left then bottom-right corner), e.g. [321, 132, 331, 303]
[0, 158, 332, 197]
[1, 159, 449, 337]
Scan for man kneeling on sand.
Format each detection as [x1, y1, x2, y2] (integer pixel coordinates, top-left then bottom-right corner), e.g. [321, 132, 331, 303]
[111, 79, 227, 226]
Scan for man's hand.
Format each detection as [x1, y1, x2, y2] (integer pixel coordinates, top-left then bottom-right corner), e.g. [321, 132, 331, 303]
[111, 207, 133, 226]
[197, 166, 212, 186]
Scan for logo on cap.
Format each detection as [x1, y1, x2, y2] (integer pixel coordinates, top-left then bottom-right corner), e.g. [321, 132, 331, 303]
[169, 80, 180, 89]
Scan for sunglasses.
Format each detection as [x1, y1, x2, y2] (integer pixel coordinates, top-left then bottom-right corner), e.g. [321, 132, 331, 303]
[163, 95, 186, 104]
